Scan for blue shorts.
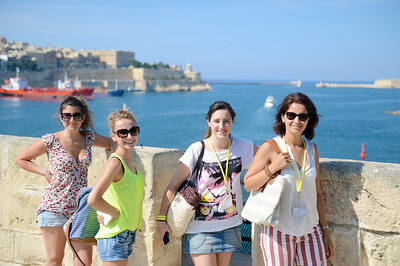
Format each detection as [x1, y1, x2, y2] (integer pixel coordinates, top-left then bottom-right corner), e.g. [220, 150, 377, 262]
[97, 230, 136, 261]
[183, 225, 242, 254]
[38, 210, 68, 227]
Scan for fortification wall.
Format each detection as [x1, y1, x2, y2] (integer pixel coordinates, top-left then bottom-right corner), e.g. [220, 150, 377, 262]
[1, 134, 399, 265]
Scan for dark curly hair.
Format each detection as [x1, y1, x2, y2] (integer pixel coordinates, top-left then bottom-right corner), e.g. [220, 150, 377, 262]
[273, 92, 319, 140]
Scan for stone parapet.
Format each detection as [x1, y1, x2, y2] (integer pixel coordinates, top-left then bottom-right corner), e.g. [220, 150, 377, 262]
[1, 135, 399, 265]
[251, 158, 400, 266]
[0, 135, 182, 266]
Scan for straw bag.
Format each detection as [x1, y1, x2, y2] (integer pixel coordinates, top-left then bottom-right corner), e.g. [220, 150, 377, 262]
[241, 139, 287, 226]
[65, 187, 99, 265]
[167, 141, 204, 237]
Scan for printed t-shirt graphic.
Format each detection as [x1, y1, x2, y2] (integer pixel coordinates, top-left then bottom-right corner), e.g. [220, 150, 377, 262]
[195, 157, 242, 221]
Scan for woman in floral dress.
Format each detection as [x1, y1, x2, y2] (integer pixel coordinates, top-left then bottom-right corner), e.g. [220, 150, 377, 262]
[16, 96, 114, 266]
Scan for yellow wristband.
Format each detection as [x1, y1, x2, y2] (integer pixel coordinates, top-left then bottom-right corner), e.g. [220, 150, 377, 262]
[321, 225, 329, 230]
[157, 215, 167, 221]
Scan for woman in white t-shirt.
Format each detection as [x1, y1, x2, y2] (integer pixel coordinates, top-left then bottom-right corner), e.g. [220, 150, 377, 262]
[157, 101, 258, 266]
[244, 92, 334, 265]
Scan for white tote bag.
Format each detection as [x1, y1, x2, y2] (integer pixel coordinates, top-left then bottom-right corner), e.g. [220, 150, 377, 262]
[241, 174, 287, 225]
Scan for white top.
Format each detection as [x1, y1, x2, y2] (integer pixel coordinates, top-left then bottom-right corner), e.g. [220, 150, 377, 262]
[273, 135, 320, 236]
[179, 137, 254, 234]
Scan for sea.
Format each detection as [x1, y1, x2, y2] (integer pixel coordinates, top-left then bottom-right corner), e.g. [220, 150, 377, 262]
[0, 81, 399, 164]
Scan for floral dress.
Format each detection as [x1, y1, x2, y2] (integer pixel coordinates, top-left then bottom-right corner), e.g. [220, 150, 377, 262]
[36, 131, 95, 219]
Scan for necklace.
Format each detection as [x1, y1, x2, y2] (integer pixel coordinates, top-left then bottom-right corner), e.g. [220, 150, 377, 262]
[209, 137, 231, 190]
[282, 135, 307, 198]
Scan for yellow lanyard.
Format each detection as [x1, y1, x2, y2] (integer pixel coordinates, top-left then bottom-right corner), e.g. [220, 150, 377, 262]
[282, 135, 307, 198]
[209, 137, 230, 190]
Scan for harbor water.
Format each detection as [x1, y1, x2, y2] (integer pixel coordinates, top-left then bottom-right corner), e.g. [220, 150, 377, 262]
[0, 81, 399, 164]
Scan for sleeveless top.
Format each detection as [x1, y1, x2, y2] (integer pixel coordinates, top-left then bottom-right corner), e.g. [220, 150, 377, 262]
[37, 131, 95, 218]
[273, 136, 320, 236]
[96, 153, 144, 239]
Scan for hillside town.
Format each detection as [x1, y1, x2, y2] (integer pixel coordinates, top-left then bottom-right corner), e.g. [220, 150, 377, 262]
[0, 36, 211, 92]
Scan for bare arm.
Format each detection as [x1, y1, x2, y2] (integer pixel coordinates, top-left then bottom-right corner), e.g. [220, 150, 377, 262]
[156, 162, 190, 241]
[244, 141, 290, 191]
[93, 132, 116, 151]
[15, 138, 52, 184]
[314, 145, 335, 260]
[87, 157, 121, 219]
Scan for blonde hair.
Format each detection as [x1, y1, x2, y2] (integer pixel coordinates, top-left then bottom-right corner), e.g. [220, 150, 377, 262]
[107, 104, 136, 132]
[59, 95, 94, 135]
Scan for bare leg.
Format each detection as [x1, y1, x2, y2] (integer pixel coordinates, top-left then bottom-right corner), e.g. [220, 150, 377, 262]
[216, 252, 232, 266]
[71, 242, 93, 266]
[191, 253, 218, 266]
[102, 259, 128, 266]
[40, 226, 66, 266]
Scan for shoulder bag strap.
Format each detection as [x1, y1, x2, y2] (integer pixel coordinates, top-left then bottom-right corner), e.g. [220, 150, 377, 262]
[259, 139, 283, 190]
[65, 220, 87, 266]
[188, 140, 205, 183]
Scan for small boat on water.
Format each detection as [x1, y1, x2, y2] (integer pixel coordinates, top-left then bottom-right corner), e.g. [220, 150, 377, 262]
[0, 68, 93, 99]
[264, 95, 275, 109]
[94, 79, 124, 96]
[93, 87, 124, 96]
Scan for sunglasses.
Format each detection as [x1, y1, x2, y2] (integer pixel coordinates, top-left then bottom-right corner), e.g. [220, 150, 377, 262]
[61, 112, 84, 121]
[285, 112, 309, 121]
[115, 126, 140, 138]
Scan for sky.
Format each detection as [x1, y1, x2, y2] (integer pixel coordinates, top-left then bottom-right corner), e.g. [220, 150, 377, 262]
[0, 0, 399, 82]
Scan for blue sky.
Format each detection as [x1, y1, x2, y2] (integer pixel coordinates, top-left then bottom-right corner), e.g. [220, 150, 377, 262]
[0, 0, 399, 81]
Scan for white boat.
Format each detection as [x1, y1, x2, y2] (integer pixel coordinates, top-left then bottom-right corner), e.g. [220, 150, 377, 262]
[264, 95, 275, 108]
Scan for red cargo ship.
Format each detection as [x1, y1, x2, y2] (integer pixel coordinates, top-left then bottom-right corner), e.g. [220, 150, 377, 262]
[0, 69, 93, 99]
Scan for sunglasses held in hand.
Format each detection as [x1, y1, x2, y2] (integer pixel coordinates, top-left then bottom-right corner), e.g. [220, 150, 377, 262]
[285, 112, 309, 121]
[115, 126, 140, 138]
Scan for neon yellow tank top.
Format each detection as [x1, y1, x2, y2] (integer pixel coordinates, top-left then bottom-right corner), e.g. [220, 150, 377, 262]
[95, 153, 144, 239]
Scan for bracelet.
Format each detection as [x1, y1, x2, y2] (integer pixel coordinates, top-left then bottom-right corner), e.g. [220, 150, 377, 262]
[157, 215, 167, 221]
[264, 165, 275, 178]
[321, 225, 329, 230]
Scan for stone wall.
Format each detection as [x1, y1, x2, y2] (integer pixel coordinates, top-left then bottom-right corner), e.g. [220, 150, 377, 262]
[251, 158, 400, 266]
[1, 134, 399, 265]
[0, 135, 183, 266]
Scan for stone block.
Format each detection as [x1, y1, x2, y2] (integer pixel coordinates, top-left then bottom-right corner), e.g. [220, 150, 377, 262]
[0, 229, 15, 264]
[0, 185, 40, 232]
[14, 231, 44, 265]
[360, 230, 400, 266]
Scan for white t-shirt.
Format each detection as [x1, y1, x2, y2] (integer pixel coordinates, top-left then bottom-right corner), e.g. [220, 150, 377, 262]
[273, 136, 320, 236]
[179, 137, 254, 234]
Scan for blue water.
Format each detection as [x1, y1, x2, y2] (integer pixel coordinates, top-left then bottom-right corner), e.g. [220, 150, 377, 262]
[1, 82, 399, 164]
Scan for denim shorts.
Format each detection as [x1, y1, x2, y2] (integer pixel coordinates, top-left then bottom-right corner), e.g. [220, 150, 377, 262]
[97, 230, 136, 261]
[37, 210, 68, 227]
[183, 225, 242, 254]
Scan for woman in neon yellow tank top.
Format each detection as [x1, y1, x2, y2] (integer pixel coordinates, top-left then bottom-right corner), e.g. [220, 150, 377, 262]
[88, 105, 144, 265]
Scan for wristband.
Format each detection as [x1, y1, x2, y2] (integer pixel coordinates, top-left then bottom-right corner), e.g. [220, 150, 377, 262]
[321, 225, 329, 230]
[157, 215, 167, 221]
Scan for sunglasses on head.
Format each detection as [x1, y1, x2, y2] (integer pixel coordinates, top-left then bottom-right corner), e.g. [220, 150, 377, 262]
[61, 112, 84, 121]
[285, 112, 309, 121]
[115, 126, 140, 138]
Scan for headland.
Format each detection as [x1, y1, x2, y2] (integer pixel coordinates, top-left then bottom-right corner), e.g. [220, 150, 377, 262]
[316, 79, 400, 89]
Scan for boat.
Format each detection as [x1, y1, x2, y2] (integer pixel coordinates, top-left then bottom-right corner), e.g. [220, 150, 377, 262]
[0, 68, 93, 99]
[57, 73, 94, 96]
[264, 95, 275, 108]
[93, 79, 124, 96]
[93, 87, 124, 96]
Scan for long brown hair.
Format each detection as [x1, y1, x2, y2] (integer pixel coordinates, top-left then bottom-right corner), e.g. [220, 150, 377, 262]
[59, 95, 94, 135]
[204, 101, 236, 139]
[273, 92, 319, 140]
